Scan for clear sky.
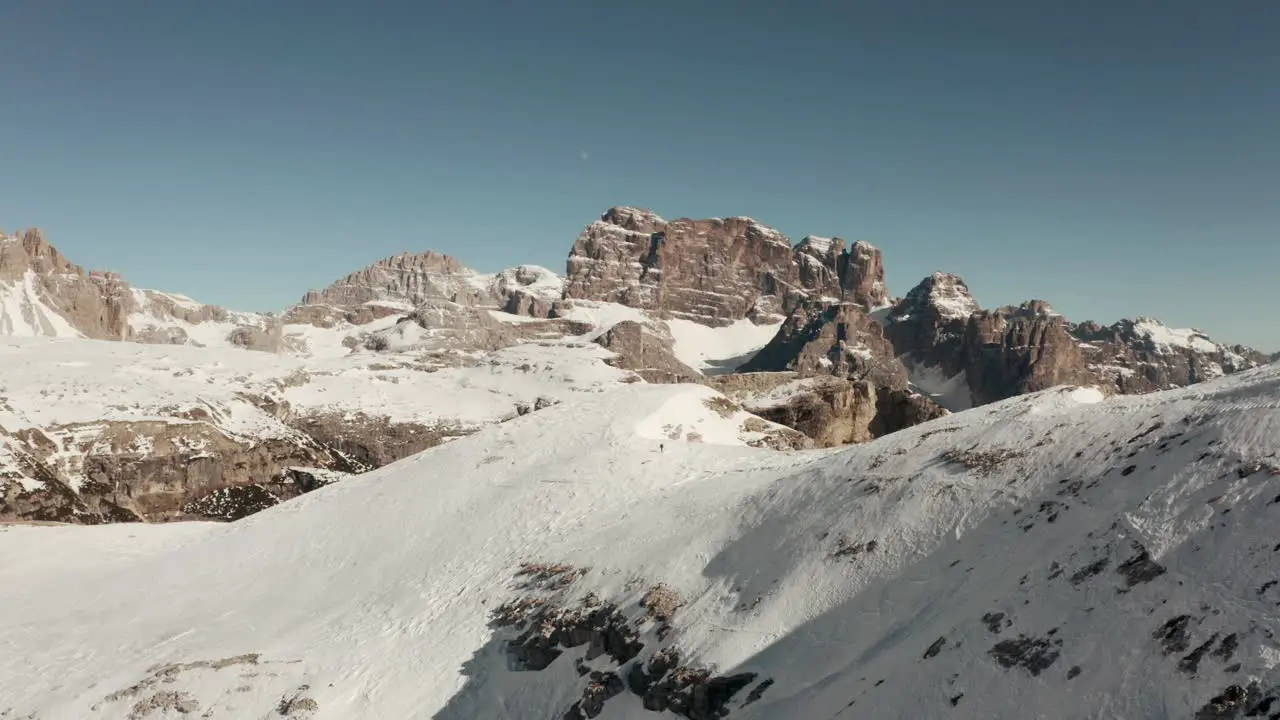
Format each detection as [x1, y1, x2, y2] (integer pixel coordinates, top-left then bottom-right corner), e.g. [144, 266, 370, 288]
[2, 1, 1277, 349]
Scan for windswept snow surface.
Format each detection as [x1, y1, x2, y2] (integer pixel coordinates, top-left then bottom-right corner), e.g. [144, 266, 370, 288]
[5, 368, 1280, 718]
[0, 334, 631, 432]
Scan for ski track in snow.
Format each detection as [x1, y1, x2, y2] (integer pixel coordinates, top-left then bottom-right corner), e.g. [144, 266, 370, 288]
[2, 345, 1280, 717]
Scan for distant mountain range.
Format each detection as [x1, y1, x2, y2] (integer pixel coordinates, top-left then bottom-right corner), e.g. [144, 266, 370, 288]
[0, 210, 1272, 524]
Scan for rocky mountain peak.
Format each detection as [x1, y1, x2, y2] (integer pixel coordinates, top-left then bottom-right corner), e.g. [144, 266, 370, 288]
[600, 206, 666, 233]
[891, 272, 979, 322]
[741, 299, 907, 388]
[880, 272, 980, 379]
[842, 240, 889, 309]
[565, 208, 894, 327]
[0, 227, 76, 281]
[299, 250, 490, 310]
[564, 209, 801, 326]
[0, 227, 137, 339]
[793, 235, 842, 259]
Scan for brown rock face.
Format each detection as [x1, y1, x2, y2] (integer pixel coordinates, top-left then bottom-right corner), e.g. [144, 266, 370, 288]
[1070, 317, 1268, 393]
[873, 387, 950, 436]
[300, 250, 492, 309]
[710, 371, 945, 448]
[281, 302, 405, 329]
[961, 302, 1094, 406]
[841, 240, 889, 309]
[883, 272, 980, 377]
[490, 266, 561, 318]
[882, 270, 1267, 407]
[792, 236, 845, 299]
[0, 405, 477, 524]
[563, 208, 890, 327]
[291, 413, 471, 468]
[296, 250, 563, 326]
[748, 376, 880, 446]
[593, 321, 701, 384]
[0, 228, 135, 339]
[740, 299, 907, 389]
[2, 228, 275, 348]
[0, 419, 366, 523]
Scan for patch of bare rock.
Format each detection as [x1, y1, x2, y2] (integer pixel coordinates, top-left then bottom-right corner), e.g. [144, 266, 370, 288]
[483, 562, 770, 720]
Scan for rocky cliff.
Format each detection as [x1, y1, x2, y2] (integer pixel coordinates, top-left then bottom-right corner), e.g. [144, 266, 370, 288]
[740, 299, 906, 388]
[562, 207, 890, 327]
[882, 271, 980, 378]
[961, 301, 1095, 406]
[0, 228, 132, 340]
[1071, 317, 1269, 393]
[0, 228, 281, 349]
[729, 299, 943, 446]
[293, 248, 564, 328]
[875, 271, 1270, 408]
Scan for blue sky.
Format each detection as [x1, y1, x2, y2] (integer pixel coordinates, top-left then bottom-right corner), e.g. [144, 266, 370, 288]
[2, 1, 1277, 348]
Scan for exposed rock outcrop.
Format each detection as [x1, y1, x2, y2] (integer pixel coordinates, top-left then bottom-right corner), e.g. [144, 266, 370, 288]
[747, 376, 881, 446]
[883, 271, 980, 378]
[1, 228, 278, 349]
[710, 372, 945, 448]
[476, 563, 770, 720]
[880, 272, 1267, 408]
[300, 250, 492, 309]
[1072, 317, 1269, 393]
[296, 250, 563, 325]
[0, 420, 365, 523]
[563, 208, 890, 327]
[873, 386, 951, 436]
[962, 301, 1095, 406]
[290, 413, 472, 468]
[740, 299, 906, 389]
[489, 265, 563, 318]
[593, 321, 701, 384]
[0, 228, 132, 339]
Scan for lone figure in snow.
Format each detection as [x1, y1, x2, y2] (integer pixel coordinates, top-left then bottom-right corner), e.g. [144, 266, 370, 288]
[660, 443, 664, 453]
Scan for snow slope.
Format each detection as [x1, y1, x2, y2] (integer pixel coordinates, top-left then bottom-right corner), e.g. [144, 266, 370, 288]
[4, 367, 1280, 718]
[0, 333, 631, 433]
[666, 317, 783, 375]
[0, 270, 83, 338]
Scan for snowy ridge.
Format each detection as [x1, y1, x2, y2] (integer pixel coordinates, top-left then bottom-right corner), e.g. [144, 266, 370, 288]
[4, 364, 1280, 717]
[127, 287, 272, 348]
[794, 235, 836, 256]
[483, 264, 564, 301]
[1132, 316, 1224, 354]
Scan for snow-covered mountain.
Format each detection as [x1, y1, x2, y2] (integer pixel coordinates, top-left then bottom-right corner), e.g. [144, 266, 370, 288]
[2, 208, 1279, 718]
[4, 360, 1280, 718]
[0, 213, 1273, 526]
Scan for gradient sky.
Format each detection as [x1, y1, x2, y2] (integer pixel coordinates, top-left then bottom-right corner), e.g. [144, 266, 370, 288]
[2, 1, 1277, 349]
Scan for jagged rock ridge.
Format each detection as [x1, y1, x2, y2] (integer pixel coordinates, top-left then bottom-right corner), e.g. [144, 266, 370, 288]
[563, 207, 890, 327]
[869, 271, 1270, 410]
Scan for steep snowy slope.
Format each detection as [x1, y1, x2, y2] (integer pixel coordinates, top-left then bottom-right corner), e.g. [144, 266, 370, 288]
[0, 269, 84, 338]
[3, 366, 1280, 718]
